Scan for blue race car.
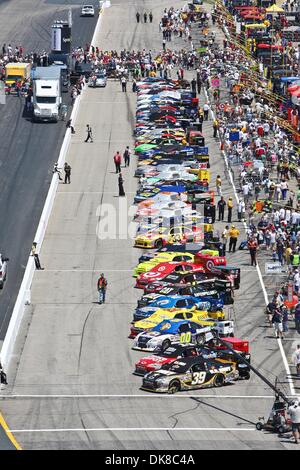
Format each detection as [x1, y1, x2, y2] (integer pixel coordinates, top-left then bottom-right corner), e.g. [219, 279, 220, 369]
[133, 294, 224, 322]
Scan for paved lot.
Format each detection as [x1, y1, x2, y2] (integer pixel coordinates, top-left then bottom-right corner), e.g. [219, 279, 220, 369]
[0, 0, 298, 450]
[0, 0, 97, 341]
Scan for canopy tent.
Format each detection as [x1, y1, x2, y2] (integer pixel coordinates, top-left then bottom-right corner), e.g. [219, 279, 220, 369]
[244, 23, 267, 28]
[266, 4, 284, 12]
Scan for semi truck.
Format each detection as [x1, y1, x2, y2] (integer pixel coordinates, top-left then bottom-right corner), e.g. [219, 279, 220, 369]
[5, 62, 31, 88]
[31, 66, 64, 122]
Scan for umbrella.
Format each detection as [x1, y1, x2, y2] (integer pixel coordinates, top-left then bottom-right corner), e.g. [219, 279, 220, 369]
[266, 4, 284, 12]
[135, 143, 157, 153]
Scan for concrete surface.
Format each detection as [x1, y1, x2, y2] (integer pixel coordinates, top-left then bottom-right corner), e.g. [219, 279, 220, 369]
[0, 0, 98, 339]
[0, 0, 298, 450]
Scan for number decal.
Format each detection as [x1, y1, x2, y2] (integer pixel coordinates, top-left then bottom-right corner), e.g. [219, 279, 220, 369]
[180, 332, 191, 344]
[191, 371, 206, 385]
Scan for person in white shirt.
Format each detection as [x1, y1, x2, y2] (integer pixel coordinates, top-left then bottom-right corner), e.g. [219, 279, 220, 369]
[292, 345, 300, 377]
[242, 182, 250, 203]
[292, 210, 300, 228]
[279, 207, 286, 220]
[237, 199, 245, 221]
[263, 122, 270, 135]
[280, 180, 288, 200]
[288, 397, 300, 443]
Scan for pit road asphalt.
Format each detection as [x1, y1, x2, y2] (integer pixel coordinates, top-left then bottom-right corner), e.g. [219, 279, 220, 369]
[0, 0, 298, 450]
[0, 0, 97, 342]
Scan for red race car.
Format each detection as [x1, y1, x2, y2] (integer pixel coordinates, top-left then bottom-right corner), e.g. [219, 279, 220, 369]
[135, 262, 206, 289]
[134, 343, 200, 375]
[194, 252, 226, 272]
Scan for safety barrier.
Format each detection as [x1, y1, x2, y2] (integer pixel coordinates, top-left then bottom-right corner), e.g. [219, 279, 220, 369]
[0, 2, 110, 370]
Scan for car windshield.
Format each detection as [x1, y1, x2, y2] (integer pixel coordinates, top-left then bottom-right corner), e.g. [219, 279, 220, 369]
[163, 360, 190, 373]
[36, 96, 56, 103]
[163, 274, 180, 283]
[161, 346, 180, 358]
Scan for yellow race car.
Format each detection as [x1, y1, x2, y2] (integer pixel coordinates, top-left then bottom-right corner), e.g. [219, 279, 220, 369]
[129, 308, 224, 338]
[134, 224, 212, 249]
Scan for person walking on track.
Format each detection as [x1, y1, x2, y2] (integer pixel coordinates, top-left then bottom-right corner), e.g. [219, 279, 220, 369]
[218, 196, 226, 221]
[123, 146, 131, 167]
[64, 163, 71, 184]
[118, 172, 125, 196]
[248, 236, 258, 266]
[85, 124, 93, 143]
[114, 151, 122, 173]
[228, 225, 240, 253]
[97, 273, 108, 304]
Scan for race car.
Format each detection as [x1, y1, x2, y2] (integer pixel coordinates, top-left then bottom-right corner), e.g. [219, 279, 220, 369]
[134, 294, 224, 322]
[137, 285, 231, 309]
[134, 224, 206, 249]
[143, 271, 216, 294]
[132, 319, 214, 351]
[141, 356, 239, 393]
[134, 343, 250, 377]
[133, 251, 195, 277]
[129, 308, 216, 339]
[194, 252, 226, 272]
[134, 343, 202, 375]
[135, 262, 209, 289]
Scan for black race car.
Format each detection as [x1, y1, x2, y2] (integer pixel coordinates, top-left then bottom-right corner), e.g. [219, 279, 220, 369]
[137, 283, 233, 309]
[135, 343, 250, 379]
[144, 272, 216, 294]
[141, 356, 239, 393]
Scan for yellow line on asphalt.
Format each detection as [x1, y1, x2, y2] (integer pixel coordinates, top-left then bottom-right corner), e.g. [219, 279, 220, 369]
[0, 412, 22, 450]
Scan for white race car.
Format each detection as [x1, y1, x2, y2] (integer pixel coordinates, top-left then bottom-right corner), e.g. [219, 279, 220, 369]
[133, 319, 234, 352]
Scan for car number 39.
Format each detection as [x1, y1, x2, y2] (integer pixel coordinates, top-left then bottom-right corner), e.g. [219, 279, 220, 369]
[191, 371, 206, 385]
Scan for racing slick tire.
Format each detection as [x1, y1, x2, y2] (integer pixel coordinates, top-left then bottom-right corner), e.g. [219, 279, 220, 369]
[155, 239, 163, 250]
[0, 281, 3, 289]
[278, 425, 285, 434]
[243, 371, 250, 380]
[168, 380, 181, 394]
[162, 339, 171, 351]
[255, 422, 263, 431]
[213, 373, 225, 387]
[196, 334, 205, 345]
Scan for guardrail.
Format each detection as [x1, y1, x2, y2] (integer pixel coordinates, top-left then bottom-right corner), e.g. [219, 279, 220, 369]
[0, 2, 110, 370]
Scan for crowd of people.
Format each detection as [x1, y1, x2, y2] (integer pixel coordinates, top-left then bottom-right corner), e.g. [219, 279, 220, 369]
[184, 2, 300, 359]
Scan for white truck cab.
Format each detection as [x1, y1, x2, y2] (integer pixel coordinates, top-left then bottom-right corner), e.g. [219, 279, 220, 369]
[33, 79, 61, 122]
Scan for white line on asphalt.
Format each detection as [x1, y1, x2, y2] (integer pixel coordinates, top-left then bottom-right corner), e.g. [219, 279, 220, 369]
[72, 140, 132, 143]
[8, 427, 256, 433]
[0, 394, 277, 399]
[39, 270, 134, 272]
[81, 102, 131, 104]
[205, 89, 296, 396]
[56, 192, 136, 194]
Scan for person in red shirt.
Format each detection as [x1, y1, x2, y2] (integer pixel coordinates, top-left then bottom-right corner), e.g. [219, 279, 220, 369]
[114, 151, 122, 173]
[97, 273, 108, 304]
